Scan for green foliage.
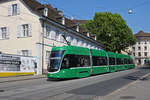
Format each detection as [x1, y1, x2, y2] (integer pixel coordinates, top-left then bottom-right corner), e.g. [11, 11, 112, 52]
[83, 12, 136, 53]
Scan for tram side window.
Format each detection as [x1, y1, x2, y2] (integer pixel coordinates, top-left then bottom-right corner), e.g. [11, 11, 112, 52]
[117, 58, 124, 65]
[124, 58, 128, 64]
[127, 58, 130, 64]
[109, 57, 115, 65]
[92, 56, 107, 66]
[61, 55, 70, 69]
[129, 59, 134, 64]
[61, 54, 90, 69]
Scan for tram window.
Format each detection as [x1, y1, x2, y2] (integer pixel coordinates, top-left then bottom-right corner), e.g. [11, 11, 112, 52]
[129, 59, 134, 64]
[61, 55, 70, 69]
[61, 54, 90, 69]
[124, 58, 128, 64]
[109, 57, 115, 65]
[92, 56, 107, 66]
[121, 58, 124, 64]
[117, 58, 122, 65]
[127, 59, 130, 64]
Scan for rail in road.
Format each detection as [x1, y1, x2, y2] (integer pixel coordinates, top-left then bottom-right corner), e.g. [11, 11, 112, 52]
[0, 67, 150, 100]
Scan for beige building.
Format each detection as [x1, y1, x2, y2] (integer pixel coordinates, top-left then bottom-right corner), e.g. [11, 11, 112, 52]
[131, 30, 150, 66]
[0, 0, 103, 75]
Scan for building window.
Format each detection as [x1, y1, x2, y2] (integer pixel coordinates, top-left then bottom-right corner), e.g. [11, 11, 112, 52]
[0, 27, 8, 39]
[66, 35, 71, 43]
[18, 24, 32, 38]
[144, 46, 147, 50]
[12, 4, 17, 15]
[45, 26, 51, 38]
[72, 38, 77, 45]
[22, 24, 29, 37]
[138, 59, 141, 64]
[59, 33, 64, 43]
[132, 47, 135, 51]
[138, 52, 141, 57]
[138, 42, 140, 44]
[138, 46, 141, 50]
[144, 52, 147, 57]
[133, 53, 135, 56]
[77, 39, 82, 46]
[21, 50, 30, 56]
[46, 51, 51, 64]
[55, 30, 59, 40]
[8, 4, 20, 16]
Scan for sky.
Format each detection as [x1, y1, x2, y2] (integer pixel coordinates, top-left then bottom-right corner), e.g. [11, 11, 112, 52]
[38, 0, 150, 34]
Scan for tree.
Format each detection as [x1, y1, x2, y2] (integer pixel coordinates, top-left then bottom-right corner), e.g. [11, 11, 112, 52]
[82, 12, 136, 53]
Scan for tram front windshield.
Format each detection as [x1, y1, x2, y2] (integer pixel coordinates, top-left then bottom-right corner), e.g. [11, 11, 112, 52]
[48, 50, 65, 72]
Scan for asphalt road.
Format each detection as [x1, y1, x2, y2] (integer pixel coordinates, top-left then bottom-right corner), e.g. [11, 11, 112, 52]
[0, 68, 149, 100]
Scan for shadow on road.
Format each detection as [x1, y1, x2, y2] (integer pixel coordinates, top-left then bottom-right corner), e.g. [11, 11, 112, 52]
[123, 76, 139, 80]
[137, 66, 150, 70]
[47, 77, 79, 82]
[120, 96, 136, 99]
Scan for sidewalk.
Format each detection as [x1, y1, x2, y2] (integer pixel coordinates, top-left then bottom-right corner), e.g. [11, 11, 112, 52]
[102, 73, 150, 100]
[0, 74, 47, 83]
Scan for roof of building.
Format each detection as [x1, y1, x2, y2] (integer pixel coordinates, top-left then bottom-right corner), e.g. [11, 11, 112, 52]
[72, 20, 88, 25]
[135, 30, 150, 37]
[0, 0, 102, 47]
[22, 0, 90, 35]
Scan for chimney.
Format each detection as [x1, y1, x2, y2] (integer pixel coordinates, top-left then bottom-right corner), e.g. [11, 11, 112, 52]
[58, 11, 63, 16]
[76, 24, 80, 32]
[87, 32, 90, 37]
[54, 8, 58, 11]
[71, 16, 74, 20]
[94, 34, 97, 40]
[43, 7, 48, 17]
[58, 11, 65, 25]
[62, 16, 65, 25]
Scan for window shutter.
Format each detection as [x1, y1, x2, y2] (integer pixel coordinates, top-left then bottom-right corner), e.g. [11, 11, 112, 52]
[0, 27, 2, 39]
[44, 25, 47, 37]
[28, 24, 32, 36]
[8, 5, 12, 16]
[6, 27, 9, 39]
[17, 25, 22, 38]
[17, 3, 20, 15]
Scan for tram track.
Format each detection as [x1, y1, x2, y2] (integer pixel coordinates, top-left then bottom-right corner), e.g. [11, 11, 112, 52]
[0, 68, 149, 100]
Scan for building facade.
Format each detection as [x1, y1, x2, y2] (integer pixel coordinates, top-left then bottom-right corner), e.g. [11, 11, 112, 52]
[131, 30, 150, 66]
[0, 0, 103, 75]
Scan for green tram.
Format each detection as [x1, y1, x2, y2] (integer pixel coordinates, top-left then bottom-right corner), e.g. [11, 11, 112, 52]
[47, 46, 135, 79]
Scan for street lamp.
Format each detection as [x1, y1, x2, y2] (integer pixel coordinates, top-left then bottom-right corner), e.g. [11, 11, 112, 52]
[128, 8, 133, 14]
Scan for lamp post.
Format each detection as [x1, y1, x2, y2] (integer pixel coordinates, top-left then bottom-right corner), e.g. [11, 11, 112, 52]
[41, 7, 48, 74]
[41, 19, 45, 74]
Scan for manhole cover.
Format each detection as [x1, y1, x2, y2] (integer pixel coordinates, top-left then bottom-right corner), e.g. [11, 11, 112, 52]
[0, 90, 4, 92]
[120, 96, 136, 99]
